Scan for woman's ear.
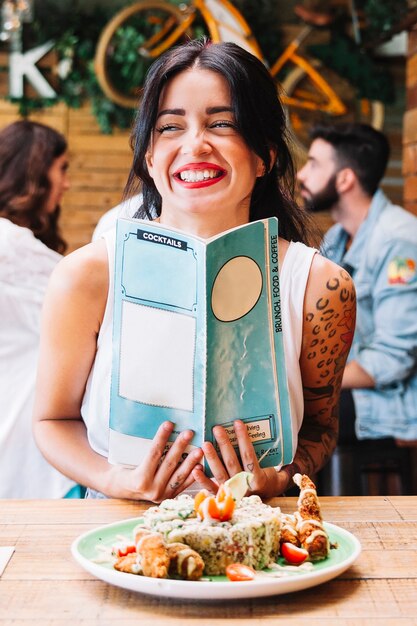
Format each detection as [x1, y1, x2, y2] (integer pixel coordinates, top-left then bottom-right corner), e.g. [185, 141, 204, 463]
[145, 151, 154, 177]
[256, 148, 277, 178]
[269, 147, 277, 170]
[256, 158, 266, 178]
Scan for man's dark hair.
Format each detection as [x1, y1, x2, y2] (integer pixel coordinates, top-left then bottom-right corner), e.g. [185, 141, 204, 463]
[125, 39, 319, 246]
[310, 123, 390, 197]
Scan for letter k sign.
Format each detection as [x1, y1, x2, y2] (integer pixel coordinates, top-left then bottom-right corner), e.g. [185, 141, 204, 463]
[9, 40, 57, 98]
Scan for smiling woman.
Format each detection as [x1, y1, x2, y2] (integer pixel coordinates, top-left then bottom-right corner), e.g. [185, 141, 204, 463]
[32, 39, 356, 502]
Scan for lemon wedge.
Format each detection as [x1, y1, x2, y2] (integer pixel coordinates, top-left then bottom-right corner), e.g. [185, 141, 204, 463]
[224, 471, 253, 506]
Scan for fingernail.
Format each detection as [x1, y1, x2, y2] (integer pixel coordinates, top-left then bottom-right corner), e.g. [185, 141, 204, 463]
[202, 441, 214, 454]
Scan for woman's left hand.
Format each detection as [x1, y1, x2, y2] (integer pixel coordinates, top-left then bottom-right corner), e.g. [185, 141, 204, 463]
[192, 419, 287, 498]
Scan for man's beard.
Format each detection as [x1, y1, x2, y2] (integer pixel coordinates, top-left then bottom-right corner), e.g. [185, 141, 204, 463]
[300, 174, 339, 213]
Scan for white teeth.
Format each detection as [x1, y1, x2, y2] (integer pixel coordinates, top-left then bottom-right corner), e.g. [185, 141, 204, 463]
[179, 168, 220, 182]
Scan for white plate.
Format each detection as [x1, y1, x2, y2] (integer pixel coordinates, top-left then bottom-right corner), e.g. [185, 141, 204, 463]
[72, 517, 361, 600]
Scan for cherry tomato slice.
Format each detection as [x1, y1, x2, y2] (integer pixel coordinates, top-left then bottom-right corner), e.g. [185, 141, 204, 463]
[226, 563, 256, 581]
[117, 544, 136, 557]
[280, 542, 309, 565]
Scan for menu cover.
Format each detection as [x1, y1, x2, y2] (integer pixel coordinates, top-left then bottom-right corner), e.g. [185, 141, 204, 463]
[108, 216, 293, 470]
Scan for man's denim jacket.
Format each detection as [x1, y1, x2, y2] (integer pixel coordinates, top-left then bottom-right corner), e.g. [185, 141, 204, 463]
[322, 190, 417, 440]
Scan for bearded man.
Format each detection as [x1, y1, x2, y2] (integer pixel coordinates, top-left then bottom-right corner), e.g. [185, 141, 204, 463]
[297, 123, 417, 494]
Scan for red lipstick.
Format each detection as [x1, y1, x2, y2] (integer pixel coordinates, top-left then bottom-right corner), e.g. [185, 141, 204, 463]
[173, 162, 226, 189]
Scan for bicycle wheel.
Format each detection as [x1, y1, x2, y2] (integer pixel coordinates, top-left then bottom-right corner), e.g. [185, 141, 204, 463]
[95, 1, 201, 109]
[282, 60, 384, 158]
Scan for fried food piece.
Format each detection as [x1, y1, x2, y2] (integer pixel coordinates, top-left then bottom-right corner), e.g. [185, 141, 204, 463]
[292, 473, 329, 561]
[166, 542, 205, 581]
[280, 513, 300, 547]
[137, 532, 170, 578]
[294, 474, 322, 520]
[114, 553, 142, 575]
[113, 527, 206, 580]
[134, 526, 152, 544]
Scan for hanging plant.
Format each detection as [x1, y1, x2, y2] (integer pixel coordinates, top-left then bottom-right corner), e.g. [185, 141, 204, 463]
[3, 0, 134, 133]
[0, 0, 408, 132]
[307, 0, 410, 105]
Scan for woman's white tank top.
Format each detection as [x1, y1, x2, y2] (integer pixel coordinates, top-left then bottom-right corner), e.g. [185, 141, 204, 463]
[81, 229, 317, 458]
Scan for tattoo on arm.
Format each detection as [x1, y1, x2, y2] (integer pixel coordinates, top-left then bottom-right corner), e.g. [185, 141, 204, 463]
[295, 269, 356, 476]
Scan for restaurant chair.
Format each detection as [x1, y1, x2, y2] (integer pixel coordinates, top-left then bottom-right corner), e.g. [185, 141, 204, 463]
[316, 438, 414, 496]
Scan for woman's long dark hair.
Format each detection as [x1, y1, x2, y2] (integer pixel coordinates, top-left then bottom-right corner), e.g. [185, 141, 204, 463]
[0, 120, 67, 253]
[126, 39, 319, 246]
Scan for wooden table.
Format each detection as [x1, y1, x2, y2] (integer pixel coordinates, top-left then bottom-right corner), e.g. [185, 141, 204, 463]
[1, 497, 417, 624]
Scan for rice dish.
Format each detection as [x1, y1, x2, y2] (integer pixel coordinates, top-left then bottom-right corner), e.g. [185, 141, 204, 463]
[141, 494, 282, 575]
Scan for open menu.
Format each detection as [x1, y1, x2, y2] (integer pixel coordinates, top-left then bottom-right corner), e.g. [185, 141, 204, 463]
[108, 216, 293, 470]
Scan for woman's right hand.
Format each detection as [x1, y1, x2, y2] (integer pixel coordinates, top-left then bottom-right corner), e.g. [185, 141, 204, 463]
[105, 421, 204, 502]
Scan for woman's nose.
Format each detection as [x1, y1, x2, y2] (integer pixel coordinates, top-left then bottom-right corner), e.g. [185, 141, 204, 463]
[181, 129, 211, 156]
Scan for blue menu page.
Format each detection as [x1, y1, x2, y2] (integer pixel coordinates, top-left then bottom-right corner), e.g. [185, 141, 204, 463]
[109, 217, 293, 469]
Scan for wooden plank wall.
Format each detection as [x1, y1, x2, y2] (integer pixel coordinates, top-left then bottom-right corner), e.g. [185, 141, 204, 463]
[0, 100, 132, 252]
[374, 55, 406, 222]
[404, 27, 417, 216]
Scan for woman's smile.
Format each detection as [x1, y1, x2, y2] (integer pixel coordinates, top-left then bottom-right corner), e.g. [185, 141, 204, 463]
[173, 162, 226, 188]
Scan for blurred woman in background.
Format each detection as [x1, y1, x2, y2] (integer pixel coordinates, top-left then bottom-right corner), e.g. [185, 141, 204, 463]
[0, 120, 78, 498]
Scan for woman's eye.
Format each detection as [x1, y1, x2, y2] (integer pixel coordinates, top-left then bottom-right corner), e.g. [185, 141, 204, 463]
[156, 124, 181, 134]
[211, 120, 236, 129]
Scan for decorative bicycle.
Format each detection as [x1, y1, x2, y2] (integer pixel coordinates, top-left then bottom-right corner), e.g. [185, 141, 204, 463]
[94, 0, 384, 150]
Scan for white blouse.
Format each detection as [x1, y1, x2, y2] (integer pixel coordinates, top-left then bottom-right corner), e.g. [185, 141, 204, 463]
[0, 218, 75, 498]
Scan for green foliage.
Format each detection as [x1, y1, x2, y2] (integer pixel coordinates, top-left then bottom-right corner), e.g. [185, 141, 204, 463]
[12, 0, 134, 133]
[1, 0, 407, 131]
[307, 0, 409, 104]
[232, 0, 282, 63]
[309, 36, 395, 104]
[8, 96, 56, 116]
